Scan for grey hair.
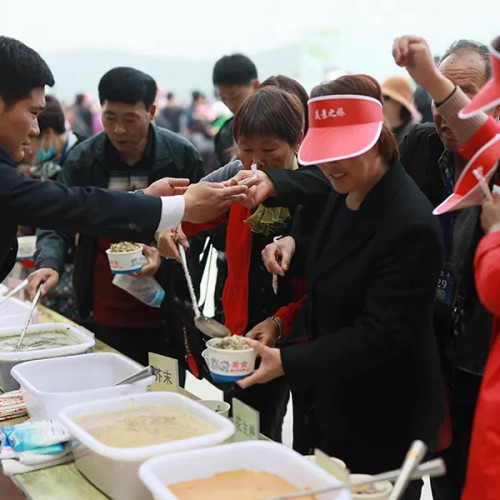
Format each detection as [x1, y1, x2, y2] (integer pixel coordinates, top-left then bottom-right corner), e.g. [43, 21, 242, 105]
[439, 40, 491, 81]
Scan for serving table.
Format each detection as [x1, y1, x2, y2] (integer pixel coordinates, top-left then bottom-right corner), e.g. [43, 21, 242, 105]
[1, 306, 202, 500]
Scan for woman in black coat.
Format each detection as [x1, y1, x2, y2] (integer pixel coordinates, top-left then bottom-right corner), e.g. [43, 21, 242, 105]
[239, 75, 445, 500]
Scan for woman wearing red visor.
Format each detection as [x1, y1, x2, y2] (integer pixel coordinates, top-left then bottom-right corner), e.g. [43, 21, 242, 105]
[238, 74, 445, 499]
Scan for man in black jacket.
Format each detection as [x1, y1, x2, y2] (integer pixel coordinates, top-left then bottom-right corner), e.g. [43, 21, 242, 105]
[397, 39, 500, 500]
[0, 37, 248, 296]
[30, 67, 206, 368]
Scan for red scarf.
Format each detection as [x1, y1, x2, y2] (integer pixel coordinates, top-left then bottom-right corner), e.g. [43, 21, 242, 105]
[222, 203, 252, 336]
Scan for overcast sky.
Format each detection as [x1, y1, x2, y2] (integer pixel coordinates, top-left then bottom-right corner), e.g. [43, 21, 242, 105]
[2, 0, 499, 91]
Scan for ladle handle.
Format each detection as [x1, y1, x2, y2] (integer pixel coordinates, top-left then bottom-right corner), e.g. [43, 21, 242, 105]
[16, 285, 42, 349]
[177, 243, 202, 317]
[0, 278, 29, 308]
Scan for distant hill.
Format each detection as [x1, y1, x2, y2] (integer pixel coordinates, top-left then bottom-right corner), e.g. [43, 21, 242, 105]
[43, 44, 304, 104]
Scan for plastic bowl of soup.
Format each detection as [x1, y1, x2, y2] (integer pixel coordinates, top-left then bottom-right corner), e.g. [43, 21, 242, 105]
[58, 391, 235, 500]
[202, 336, 257, 382]
[139, 441, 351, 500]
[105, 242, 143, 274]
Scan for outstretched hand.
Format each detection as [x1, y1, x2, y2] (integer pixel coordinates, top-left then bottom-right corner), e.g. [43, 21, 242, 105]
[182, 182, 248, 223]
[144, 177, 190, 196]
[224, 170, 276, 209]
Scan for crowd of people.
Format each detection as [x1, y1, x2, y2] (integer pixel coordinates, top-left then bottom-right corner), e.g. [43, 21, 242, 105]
[2, 30, 500, 500]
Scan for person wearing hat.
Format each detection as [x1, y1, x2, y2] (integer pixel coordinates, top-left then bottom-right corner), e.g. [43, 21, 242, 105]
[381, 75, 421, 143]
[237, 74, 445, 500]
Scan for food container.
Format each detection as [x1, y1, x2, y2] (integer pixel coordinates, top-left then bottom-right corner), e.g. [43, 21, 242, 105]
[105, 244, 143, 274]
[201, 337, 257, 382]
[58, 391, 235, 500]
[139, 440, 351, 500]
[16, 236, 37, 261]
[11, 352, 154, 420]
[0, 322, 95, 392]
[197, 400, 230, 417]
[0, 285, 39, 328]
[349, 474, 393, 500]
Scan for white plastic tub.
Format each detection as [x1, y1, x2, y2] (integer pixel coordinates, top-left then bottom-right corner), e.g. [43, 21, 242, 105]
[0, 322, 95, 392]
[11, 352, 154, 419]
[0, 284, 39, 328]
[58, 391, 235, 500]
[139, 440, 351, 500]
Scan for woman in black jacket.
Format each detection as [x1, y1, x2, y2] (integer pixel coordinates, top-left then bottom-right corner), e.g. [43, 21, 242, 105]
[239, 75, 445, 500]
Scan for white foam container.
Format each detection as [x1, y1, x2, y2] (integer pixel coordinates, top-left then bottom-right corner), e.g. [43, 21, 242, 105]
[0, 284, 39, 328]
[0, 322, 95, 392]
[58, 391, 235, 500]
[139, 440, 351, 500]
[11, 352, 154, 420]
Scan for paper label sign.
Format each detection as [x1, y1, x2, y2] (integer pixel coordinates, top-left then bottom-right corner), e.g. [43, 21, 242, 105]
[314, 448, 349, 482]
[232, 398, 260, 442]
[148, 352, 179, 392]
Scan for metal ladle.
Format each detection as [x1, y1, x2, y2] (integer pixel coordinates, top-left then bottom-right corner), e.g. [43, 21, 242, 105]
[16, 285, 43, 349]
[177, 242, 230, 338]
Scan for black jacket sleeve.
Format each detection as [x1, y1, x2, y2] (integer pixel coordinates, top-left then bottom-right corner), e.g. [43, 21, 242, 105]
[1, 161, 162, 241]
[264, 165, 331, 207]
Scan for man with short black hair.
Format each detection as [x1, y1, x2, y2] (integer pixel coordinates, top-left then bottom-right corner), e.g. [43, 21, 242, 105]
[31, 66, 207, 367]
[212, 53, 259, 168]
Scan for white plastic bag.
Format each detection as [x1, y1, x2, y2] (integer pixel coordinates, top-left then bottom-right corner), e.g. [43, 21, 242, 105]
[112, 275, 165, 308]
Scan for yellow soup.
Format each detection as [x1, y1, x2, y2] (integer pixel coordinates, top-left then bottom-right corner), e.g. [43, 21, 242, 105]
[168, 470, 317, 500]
[73, 404, 216, 448]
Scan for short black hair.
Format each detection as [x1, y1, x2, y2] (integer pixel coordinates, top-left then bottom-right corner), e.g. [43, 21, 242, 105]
[212, 53, 258, 86]
[98, 67, 157, 109]
[38, 95, 66, 134]
[0, 36, 54, 107]
[439, 40, 491, 81]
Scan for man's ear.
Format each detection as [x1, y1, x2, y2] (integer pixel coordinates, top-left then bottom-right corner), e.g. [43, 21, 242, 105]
[148, 104, 156, 120]
[251, 79, 260, 91]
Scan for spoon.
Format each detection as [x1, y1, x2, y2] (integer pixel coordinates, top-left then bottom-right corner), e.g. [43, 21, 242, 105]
[264, 458, 446, 500]
[177, 242, 230, 338]
[16, 285, 43, 349]
[0, 278, 29, 308]
[387, 440, 427, 500]
[114, 366, 154, 386]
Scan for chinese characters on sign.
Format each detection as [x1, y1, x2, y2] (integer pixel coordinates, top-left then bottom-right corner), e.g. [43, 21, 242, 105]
[314, 107, 346, 120]
[148, 352, 179, 392]
[232, 398, 260, 442]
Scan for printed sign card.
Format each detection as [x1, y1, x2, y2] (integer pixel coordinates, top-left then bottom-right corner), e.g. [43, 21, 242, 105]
[148, 352, 179, 392]
[232, 398, 260, 442]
